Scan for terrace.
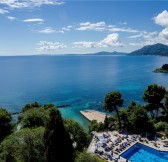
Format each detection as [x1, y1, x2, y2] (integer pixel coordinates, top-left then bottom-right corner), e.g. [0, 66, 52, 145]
[87, 130, 168, 162]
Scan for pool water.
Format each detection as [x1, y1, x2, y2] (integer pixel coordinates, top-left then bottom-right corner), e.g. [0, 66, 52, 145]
[121, 143, 168, 162]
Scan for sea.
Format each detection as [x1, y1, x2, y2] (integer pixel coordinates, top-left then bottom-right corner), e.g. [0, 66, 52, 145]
[0, 55, 168, 128]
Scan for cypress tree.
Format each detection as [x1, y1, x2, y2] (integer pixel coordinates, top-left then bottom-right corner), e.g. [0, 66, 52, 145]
[104, 115, 109, 130]
[44, 108, 73, 162]
[0, 108, 12, 142]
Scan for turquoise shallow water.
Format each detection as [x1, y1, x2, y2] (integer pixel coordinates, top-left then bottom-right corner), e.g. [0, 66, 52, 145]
[0, 55, 168, 128]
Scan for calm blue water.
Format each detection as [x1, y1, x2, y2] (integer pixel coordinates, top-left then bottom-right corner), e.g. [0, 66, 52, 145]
[0, 55, 168, 128]
[121, 143, 168, 162]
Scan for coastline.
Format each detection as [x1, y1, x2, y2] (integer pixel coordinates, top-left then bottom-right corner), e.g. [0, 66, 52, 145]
[153, 69, 168, 73]
[153, 64, 168, 73]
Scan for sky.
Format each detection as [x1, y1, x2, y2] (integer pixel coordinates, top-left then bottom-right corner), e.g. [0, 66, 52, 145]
[0, 0, 168, 55]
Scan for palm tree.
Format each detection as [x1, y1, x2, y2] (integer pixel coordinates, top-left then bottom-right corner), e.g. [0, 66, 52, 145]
[103, 91, 124, 130]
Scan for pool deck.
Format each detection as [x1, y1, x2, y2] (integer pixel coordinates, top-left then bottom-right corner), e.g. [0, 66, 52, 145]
[80, 110, 107, 123]
[87, 130, 168, 162]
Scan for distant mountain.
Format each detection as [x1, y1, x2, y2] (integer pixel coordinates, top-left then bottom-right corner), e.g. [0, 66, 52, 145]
[129, 43, 168, 56]
[32, 43, 168, 56]
[92, 51, 127, 55]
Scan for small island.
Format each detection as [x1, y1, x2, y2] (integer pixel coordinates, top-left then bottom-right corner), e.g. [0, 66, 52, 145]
[153, 64, 168, 73]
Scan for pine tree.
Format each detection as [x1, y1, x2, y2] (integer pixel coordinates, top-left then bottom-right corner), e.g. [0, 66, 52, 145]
[44, 108, 73, 162]
[103, 91, 124, 130]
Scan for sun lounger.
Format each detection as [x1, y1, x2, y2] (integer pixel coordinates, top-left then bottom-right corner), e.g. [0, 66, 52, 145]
[103, 132, 110, 138]
[98, 150, 104, 155]
[114, 147, 121, 153]
[114, 151, 119, 154]
[101, 154, 108, 160]
[108, 155, 119, 161]
[105, 146, 110, 151]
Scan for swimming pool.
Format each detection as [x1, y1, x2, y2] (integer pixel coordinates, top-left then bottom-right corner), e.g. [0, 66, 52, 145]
[121, 143, 168, 162]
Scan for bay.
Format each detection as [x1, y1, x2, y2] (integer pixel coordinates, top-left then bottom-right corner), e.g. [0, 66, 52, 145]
[0, 55, 168, 128]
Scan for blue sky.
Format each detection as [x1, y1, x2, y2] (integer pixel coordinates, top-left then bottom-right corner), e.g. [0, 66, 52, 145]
[0, 0, 168, 55]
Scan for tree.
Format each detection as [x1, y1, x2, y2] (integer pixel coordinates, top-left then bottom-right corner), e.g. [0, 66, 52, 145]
[165, 124, 168, 136]
[103, 91, 124, 130]
[43, 103, 56, 110]
[107, 116, 117, 130]
[19, 104, 57, 128]
[142, 84, 166, 118]
[89, 120, 104, 132]
[104, 115, 109, 130]
[75, 151, 104, 162]
[22, 102, 41, 113]
[0, 108, 12, 143]
[64, 119, 90, 151]
[126, 101, 137, 113]
[155, 121, 168, 132]
[162, 64, 168, 70]
[44, 108, 73, 162]
[164, 92, 168, 106]
[143, 84, 166, 104]
[0, 127, 45, 162]
[164, 92, 168, 117]
[20, 108, 49, 128]
[119, 108, 129, 130]
[128, 106, 150, 133]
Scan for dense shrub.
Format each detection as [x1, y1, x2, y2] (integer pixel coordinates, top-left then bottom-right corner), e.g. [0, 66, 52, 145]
[0, 127, 45, 162]
[75, 152, 105, 162]
[89, 120, 104, 132]
[155, 122, 168, 131]
[64, 119, 90, 151]
[20, 108, 49, 128]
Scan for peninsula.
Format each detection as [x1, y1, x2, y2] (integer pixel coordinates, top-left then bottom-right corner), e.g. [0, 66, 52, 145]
[153, 64, 168, 73]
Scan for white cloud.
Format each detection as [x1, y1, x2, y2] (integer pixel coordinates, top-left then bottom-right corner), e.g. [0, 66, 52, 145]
[108, 25, 116, 28]
[154, 10, 168, 27]
[129, 29, 168, 47]
[121, 22, 127, 25]
[159, 27, 168, 41]
[145, 30, 168, 46]
[128, 34, 142, 39]
[118, 22, 127, 25]
[59, 25, 73, 33]
[99, 33, 122, 47]
[128, 31, 158, 39]
[73, 33, 122, 48]
[37, 41, 67, 51]
[23, 18, 44, 22]
[62, 25, 73, 31]
[73, 42, 96, 48]
[0, 0, 64, 9]
[108, 27, 138, 33]
[75, 21, 139, 33]
[38, 27, 55, 33]
[149, 10, 168, 45]
[129, 42, 143, 46]
[76, 21, 106, 31]
[7, 16, 16, 20]
[152, 31, 158, 35]
[0, 8, 9, 14]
